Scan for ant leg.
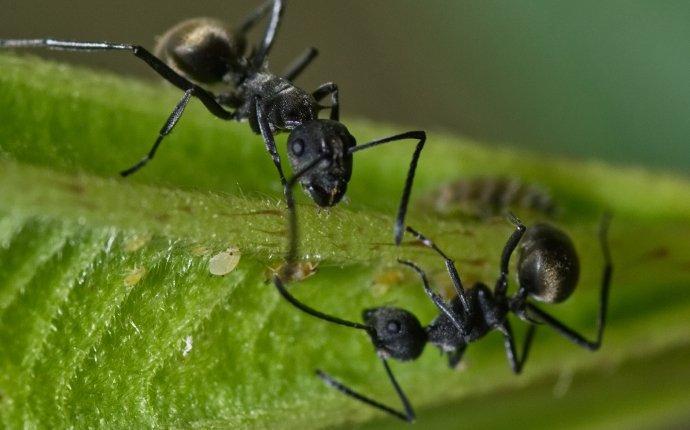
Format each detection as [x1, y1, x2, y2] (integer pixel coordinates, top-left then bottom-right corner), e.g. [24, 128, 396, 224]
[251, 0, 284, 68]
[255, 98, 288, 190]
[397, 259, 465, 333]
[312, 82, 340, 121]
[525, 215, 612, 351]
[0, 39, 235, 121]
[237, 0, 274, 34]
[349, 131, 426, 245]
[120, 89, 192, 176]
[317, 357, 415, 423]
[404, 226, 471, 315]
[494, 213, 526, 297]
[282, 47, 319, 82]
[447, 344, 467, 369]
[499, 321, 536, 374]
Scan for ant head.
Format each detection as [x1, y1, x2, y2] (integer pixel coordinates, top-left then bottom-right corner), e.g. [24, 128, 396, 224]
[287, 120, 355, 207]
[363, 307, 427, 361]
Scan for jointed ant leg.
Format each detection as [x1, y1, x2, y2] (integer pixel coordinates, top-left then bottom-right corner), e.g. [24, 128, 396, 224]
[0, 39, 237, 175]
[397, 259, 465, 333]
[282, 47, 319, 82]
[316, 357, 415, 423]
[404, 226, 470, 315]
[494, 213, 526, 297]
[525, 214, 612, 351]
[0, 39, 235, 120]
[499, 320, 536, 374]
[255, 98, 288, 189]
[447, 344, 467, 369]
[312, 82, 340, 121]
[349, 131, 426, 245]
[251, 0, 284, 68]
[120, 89, 192, 176]
[237, 0, 275, 35]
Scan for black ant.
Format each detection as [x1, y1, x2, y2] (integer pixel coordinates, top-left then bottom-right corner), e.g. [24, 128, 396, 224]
[0, 0, 425, 243]
[273, 163, 613, 422]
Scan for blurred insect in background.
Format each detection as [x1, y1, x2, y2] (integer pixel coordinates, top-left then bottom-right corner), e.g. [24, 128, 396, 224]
[0, 0, 425, 244]
[419, 176, 557, 220]
[272, 162, 613, 421]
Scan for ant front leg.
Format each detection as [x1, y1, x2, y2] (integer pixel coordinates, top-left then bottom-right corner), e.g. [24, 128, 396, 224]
[525, 214, 613, 351]
[398, 259, 465, 333]
[494, 213, 526, 297]
[403, 226, 471, 317]
[317, 357, 415, 423]
[255, 98, 289, 191]
[349, 131, 426, 245]
[312, 82, 340, 121]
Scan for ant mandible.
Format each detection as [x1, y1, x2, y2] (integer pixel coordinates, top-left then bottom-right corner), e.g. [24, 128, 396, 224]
[1, 0, 425, 244]
[273, 162, 613, 422]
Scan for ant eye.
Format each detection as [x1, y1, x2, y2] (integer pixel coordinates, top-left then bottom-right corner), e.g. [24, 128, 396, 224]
[291, 139, 304, 156]
[386, 320, 401, 334]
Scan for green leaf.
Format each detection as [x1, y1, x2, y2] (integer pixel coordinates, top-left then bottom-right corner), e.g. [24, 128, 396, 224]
[1, 54, 689, 429]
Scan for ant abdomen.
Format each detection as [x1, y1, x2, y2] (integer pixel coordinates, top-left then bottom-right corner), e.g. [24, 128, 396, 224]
[155, 18, 246, 84]
[517, 223, 580, 303]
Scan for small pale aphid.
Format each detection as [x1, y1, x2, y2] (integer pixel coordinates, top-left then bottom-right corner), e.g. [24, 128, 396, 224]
[124, 267, 147, 287]
[209, 247, 241, 276]
[123, 233, 152, 253]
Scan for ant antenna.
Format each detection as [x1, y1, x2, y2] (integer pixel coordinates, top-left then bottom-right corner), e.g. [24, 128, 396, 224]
[349, 131, 426, 245]
[273, 276, 369, 331]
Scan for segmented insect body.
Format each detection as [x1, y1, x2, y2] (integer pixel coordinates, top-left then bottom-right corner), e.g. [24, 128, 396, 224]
[422, 176, 556, 219]
[271, 162, 613, 422]
[0, 0, 425, 244]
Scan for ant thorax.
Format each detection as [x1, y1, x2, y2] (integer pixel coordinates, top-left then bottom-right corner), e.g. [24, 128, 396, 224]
[427, 284, 508, 352]
[238, 73, 318, 133]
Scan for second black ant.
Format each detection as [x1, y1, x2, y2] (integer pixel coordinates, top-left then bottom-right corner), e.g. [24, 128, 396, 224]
[273, 160, 613, 422]
[0, 0, 426, 244]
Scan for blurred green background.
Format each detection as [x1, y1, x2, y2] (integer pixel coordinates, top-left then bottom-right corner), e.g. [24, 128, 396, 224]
[3, 0, 689, 172]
